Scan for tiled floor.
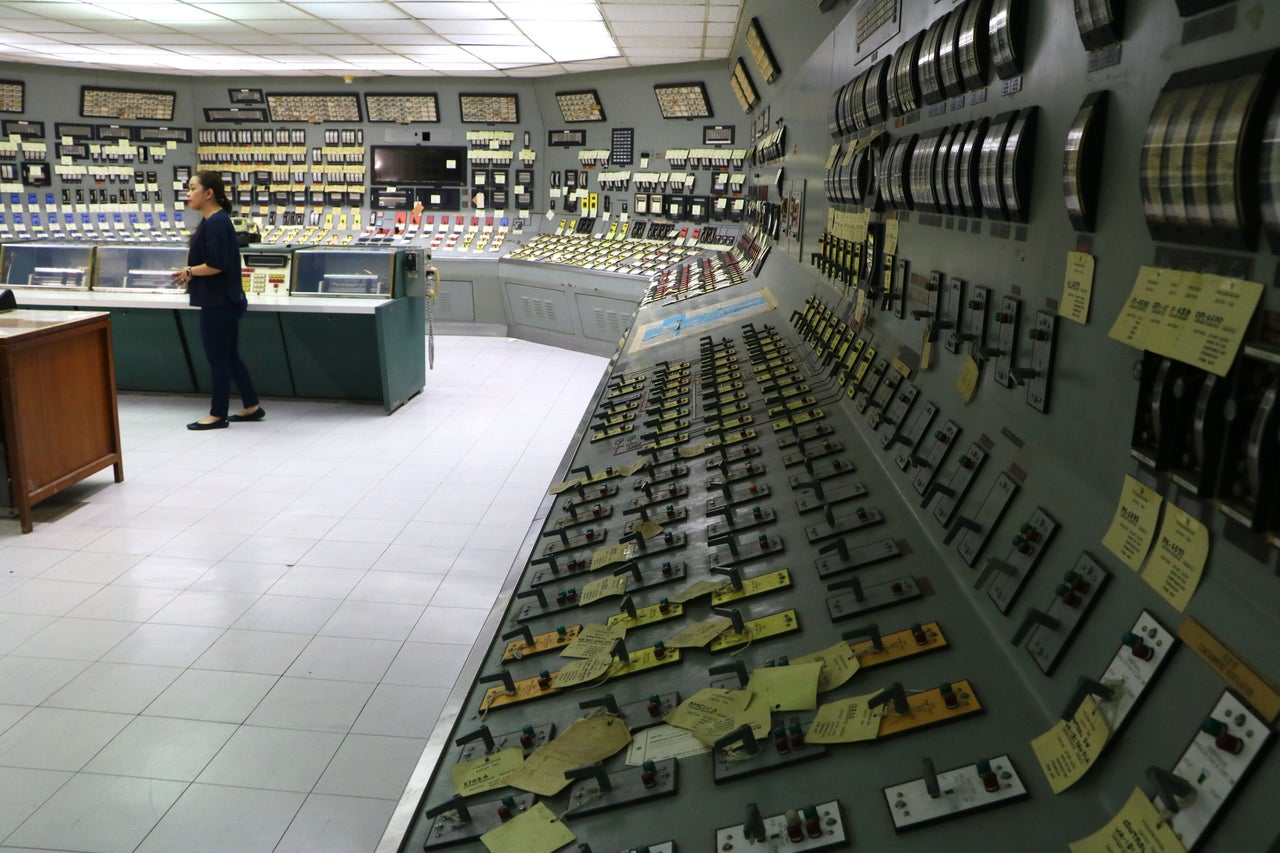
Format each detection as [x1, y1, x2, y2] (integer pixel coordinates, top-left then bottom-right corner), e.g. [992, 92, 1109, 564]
[0, 335, 607, 853]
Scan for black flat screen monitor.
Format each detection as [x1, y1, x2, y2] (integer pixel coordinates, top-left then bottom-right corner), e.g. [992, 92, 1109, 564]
[371, 145, 466, 186]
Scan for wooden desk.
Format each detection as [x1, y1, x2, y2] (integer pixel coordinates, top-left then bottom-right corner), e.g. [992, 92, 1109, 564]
[0, 310, 123, 532]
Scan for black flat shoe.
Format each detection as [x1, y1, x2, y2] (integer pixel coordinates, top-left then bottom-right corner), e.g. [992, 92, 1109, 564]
[227, 407, 266, 422]
[187, 418, 228, 431]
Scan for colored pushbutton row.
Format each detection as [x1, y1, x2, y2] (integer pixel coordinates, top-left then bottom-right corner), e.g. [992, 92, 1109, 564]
[747, 483, 759, 493]
[1063, 570, 1090, 594]
[1056, 584, 1081, 608]
[911, 623, 928, 645]
[785, 809, 804, 842]
[759, 533, 771, 551]
[773, 726, 791, 754]
[646, 694, 663, 717]
[752, 505, 763, 520]
[658, 597, 671, 614]
[1201, 718, 1244, 754]
[519, 725, 537, 748]
[940, 682, 959, 710]
[803, 805, 822, 838]
[566, 558, 586, 571]
[555, 590, 568, 605]
[1028, 329, 1050, 341]
[665, 504, 675, 518]
[1121, 632, 1155, 661]
[976, 759, 1000, 793]
[661, 561, 673, 576]
[653, 640, 667, 660]
[854, 506, 868, 521]
[537, 670, 552, 690]
[498, 795, 517, 821]
[584, 528, 597, 541]
[663, 531, 674, 544]
[832, 459, 844, 470]
[789, 721, 806, 749]
[641, 759, 658, 788]
[995, 311, 1013, 324]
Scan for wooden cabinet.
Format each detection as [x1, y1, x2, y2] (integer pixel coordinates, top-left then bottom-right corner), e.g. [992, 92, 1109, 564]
[0, 310, 123, 532]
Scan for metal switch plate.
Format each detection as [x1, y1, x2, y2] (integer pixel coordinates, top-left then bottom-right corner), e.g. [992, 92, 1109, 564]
[911, 419, 962, 495]
[986, 507, 1060, 613]
[959, 284, 989, 353]
[883, 754, 1029, 831]
[877, 382, 919, 447]
[1025, 309, 1057, 413]
[1023, 551, 1111, 675]
[564, 758, 678, 817]
[929, 441, 989, 525]
[827, 575, 924, 621]
[894, 400, 940, 469]
[943, 275, 966, 353]
[1161, 689, 1273, 850]
[814, 536, 903, 579]
[1095, 610, 1176, 737]
[953, 471, 1020, 567]
[422, 793, 536, 850]
[992, 294, 1020, 388]
[714, 800, 847, 851]
[712, 722, 828, 784]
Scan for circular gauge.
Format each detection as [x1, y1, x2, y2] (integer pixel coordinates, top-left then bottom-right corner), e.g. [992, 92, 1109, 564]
[889, 31, 924, 116]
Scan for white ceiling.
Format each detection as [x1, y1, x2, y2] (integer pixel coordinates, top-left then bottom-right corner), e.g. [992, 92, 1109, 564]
[0, 0, 744, 78]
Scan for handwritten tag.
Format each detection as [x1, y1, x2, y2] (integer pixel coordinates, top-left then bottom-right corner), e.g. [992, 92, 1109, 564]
[560, 623, 625, 658]
[579, 574, 627, 605]
[956, 355, 980, 403]
[1059, 251, 1095, 325]
[451, 747, 524, 797]
[807, 693, 884, 743]
[1031, 694, 1110, 793]
[551, 656, 610, 688]
[666, 617, 732, 649]
[791, 641, 861, 692]
[506, 715, 631, 796]
[668, 580, 728, 604]
[747, 663, 823, 711]
[1068, 787, 1186, 853]
[480, 802, 575, 853]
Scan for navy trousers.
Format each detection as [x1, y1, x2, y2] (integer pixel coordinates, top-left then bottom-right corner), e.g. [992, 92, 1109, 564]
[199, 305, 259, 418]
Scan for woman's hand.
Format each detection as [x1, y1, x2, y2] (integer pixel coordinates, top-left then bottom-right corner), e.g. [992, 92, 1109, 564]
[172, 266, 192, 289]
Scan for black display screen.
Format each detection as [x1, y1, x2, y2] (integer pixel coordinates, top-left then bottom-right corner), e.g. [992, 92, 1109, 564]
[370, 145, 466, 186]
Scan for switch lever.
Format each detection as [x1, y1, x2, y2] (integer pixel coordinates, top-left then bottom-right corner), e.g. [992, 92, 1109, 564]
[1061, 676, 1114, 721]
[827, 576, 865, 602]
[454, 726, 495, 754]
[869, 681, 909, 714]
[424, 795, 471, 824]
[974, 557, 1018, 590]
[618, 595, 638, 620]
[564, 762, 612, 791]
[1146, 766, 1195, 815]
[843, 623, 884, 651]
[516, 587, 547, 607]
[620, 530, 646, 552]
[710, 565, 743, 590]
[612, 561, 642, 582]
[819, 538, 850, 561]
[713, 723, 760, 757]
[708, 660, 748, 687]
[501, 625, 534, 647]
[477, 670, 516, 694]
[623, 504, 650, 522]
[712, 606, 746, 634]
[1011, 608, 1060, 646]
[610, 637, 629, 665]
[708, 531, 739, 557]
[530, 555, 560, 575]
[743, 803, 767, 842]
[707, 505, 736, 529]
[579, 694, 620, 716]
[943, 515, 983, 545]
[795, 479, 826, 501]
[923, 757, 941, 798]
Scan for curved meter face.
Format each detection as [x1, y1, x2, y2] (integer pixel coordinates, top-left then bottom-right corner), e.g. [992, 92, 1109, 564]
[864, 143, 884, 211]
[1001, 106, 1037, 224]
[989, 0, 1023, 79]
[959, 118, 988, 217]
[958, 0, 992, 91]
[1189, 79, 1234, 233]
[1262, 92, 1280, 251]
[1205, 73, 1264, 242]
[877, 139, 898, 209]
[933, 127, 956, 214]
[1140, 88, 1180, 232]
[889, 32, 924, 116]
[947, 122, 971, 216]
[898, 136, 919, 210]
[1062, 91, 1108, 233]
[1075, 0, 1124, 51]
[852, 71, 871, 131]
[979, 111, 1016, 220]
[937, 6, 967, 99]
[917, 16, 949, 106]
[865, 58, 891, 126]
[848, 149, 867, 206]
[830, 83, 847, 138]
[840, 81, 858, 136]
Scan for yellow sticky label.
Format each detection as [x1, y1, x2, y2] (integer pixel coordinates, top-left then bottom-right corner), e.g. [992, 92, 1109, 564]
[956, 355, 980, 403]
[1068, 787, 1186, 853]
[792, 641, 861, 693]
[451, 746, 524, 797]
[1101, 475, 1163, 572]
[579, 574, 628, 605]
[480, 802, 575, 853]
[1141, 501, 1208, 612]
[1060, 251, 1095, 325]
[666, 616, 732, 648]
[747, 662, 823, 712]
[806, 692, 884, 743]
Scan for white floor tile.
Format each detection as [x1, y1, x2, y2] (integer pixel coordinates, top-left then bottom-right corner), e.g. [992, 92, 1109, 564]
[100, 623, 224, 667]
[273, 794, 396, 853]
[429, 574, 503, 608]
[65, 586, 179, 622]
[231, 594, 342, 634]
[0, 707, 132, 771]
[11, 618, 138, 661]
[394, 520, 477, 549]
[223, 535, 314, 565]
[314, 733, 427, 800]
[346, 570, 443, 606]
[285, 635, 402, 683]
[142, 669, 276, 724]
[79, 526, 178, 556]
[83, 715, 237, 781]
[256, 513, 341, 540]
[0, 657, 90, 706]
[198, 725, 343, 792]
[245, 677, 375, 733]
[351, 684, 450, 738]
[0, 546, 77, 577]
[0, 704, 32, 736]
[35, 550, 142, 584]
[150, 529, 247, 561]
[44, 662, 182, 714]
[296, 539, 388, 570]
[449, 546, 519, 578]
[0, 766, 72, 840]
[149, 589, 261, 628]
[113, 555, 216, 589]
[0, 579, 104, 616]
[267, 565, 367, 599]
[369, 544, 460, 575]
[319, 600, 425, 641]
[134, 783, 304, 853]
[0, 613, 56, 656]
[192, 629, 310, 676]
[4, 772, 186, 853]
[381, 642, 469, 689]
[407, 606, 492, 645]
[187, 560, 289, 594]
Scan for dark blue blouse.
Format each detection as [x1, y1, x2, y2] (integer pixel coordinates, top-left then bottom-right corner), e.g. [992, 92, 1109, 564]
[186, 209, 245, 309]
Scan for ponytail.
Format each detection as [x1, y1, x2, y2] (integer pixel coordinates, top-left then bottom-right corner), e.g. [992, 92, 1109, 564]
[195, 169, 233, 214]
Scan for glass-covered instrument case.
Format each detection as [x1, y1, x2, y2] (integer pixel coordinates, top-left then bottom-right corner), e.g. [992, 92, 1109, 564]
[291, 247, 396, 298]
[92, 245, 188, 292]
[0, 242, 94, 291]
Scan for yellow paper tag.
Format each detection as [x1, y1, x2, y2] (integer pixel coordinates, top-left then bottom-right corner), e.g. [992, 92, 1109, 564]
[1068, 787, 1187, 853]
[633, 519, 664, 540]
[1060, 251, 1096, 325]
[451, 747, 524, 797]
[1030, 694, 1111, 793]
[589, 544, 632, 570]
[505, 715, 632, 796]
[806, 692, 885, 743]
[1101, 475, 1164, 572]
[551, 655, 611, 688]
[560, 623, 625, 658]
[665, 617, 732, 649]
[664, 687, 753, 741]
[791, 641, 862, 692]
[747, 663, 823, 711]
[956, 355, 980, 403]
[1141, 502, 1209, 612]
[579, 574, 628, 605]
[668, 580, 729, 604]
[480, 802, 575, 853]
[884, 219, 899, 256]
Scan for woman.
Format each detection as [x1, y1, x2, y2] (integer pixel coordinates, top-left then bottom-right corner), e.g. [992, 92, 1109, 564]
[173, 170, 263, 430]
